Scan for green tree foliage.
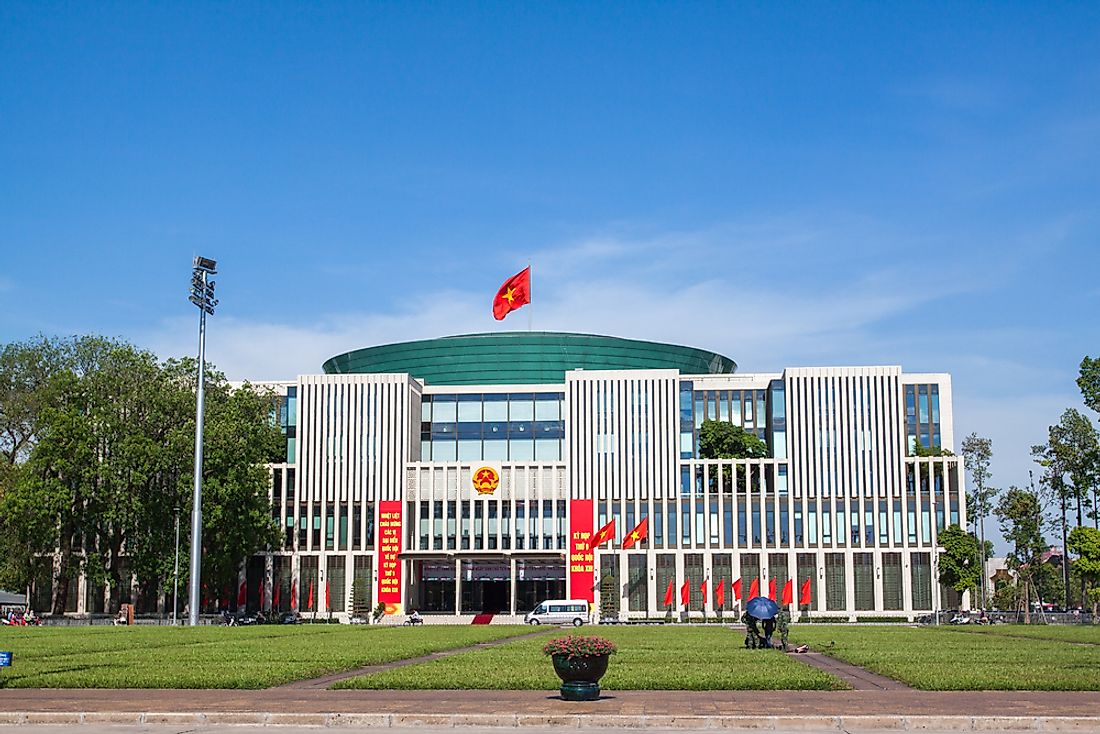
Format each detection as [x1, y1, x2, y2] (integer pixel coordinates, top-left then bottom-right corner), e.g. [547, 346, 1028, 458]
[1078, 356, 1100, 415]
[994, 487, 1047, 621]
[698, 420, 769, 460]
[1033, 408, 1099, 529]
[937, 524, 982, 598]
[961, 433, 996, 607]
[911, 434, 954, 457]
[1068, 526, 1100, 615]
[0, 336, 282, 615]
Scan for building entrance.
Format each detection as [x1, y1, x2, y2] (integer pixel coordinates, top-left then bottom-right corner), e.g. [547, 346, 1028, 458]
[460, 559, 510, 614]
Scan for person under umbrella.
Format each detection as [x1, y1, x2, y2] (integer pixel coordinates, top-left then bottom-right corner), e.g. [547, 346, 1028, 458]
[745, 596, 780, 648]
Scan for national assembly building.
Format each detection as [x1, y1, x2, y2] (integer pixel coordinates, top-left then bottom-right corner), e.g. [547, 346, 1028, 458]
[244, 331, 966, 622]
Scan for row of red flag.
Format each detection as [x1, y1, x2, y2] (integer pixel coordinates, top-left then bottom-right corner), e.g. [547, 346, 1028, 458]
[233, 579, 333, 611]
[661, 577, 812, 608]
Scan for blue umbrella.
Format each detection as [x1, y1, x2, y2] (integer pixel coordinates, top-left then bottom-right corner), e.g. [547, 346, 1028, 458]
[746, 596, 779, 620]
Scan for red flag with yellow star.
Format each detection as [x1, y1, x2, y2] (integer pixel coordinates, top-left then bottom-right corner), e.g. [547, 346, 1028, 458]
[492, 266, 531, 320]
[588, 518, 615, 550]
[620, 517, 648, 549]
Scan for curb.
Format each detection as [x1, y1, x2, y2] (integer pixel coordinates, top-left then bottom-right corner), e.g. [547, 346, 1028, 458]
[1, 713, 1100, 730]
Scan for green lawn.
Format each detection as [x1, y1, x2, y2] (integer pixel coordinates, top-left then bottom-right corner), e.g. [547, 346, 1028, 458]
[335, 626, 846, 690]
[947, 624, 1100, 645]
[0, 624, 528, 688]
[790, 625, 1100, 690]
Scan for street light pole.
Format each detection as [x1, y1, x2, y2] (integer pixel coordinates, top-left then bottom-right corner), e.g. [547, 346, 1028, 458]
[172, 507, 180, 625]
[188, 257, 218, 626]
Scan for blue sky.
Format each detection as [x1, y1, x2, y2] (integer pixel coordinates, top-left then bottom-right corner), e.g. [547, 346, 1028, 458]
[2, 3, 1099, 545]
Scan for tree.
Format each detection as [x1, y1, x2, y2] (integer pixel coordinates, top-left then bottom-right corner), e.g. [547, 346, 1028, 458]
[961, 433, 997, 608]
[1068, 526, 1100, 616]
[698, 420, 769, 460]
[1033, 409, 1100, 607]
[994, 487, 1047, 622]
[1077, 355, 1100, 528]
[937, 524, 982, 602]
[912, 434, 954, 456]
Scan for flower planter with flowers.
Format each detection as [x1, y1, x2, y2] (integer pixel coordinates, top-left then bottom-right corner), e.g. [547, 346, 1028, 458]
[542, 635, 617, 701]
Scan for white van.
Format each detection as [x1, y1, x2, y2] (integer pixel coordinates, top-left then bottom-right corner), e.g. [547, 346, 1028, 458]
[524, 599, 590, 626]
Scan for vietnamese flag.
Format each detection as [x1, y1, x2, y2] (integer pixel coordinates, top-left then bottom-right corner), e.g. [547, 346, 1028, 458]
[325, 581, 331, 611]
[782, 579, 794, 606]
[589, 518, 616, 549]
[716, 579, 726, 608]
[800, 578, 812, 606]
[680, 579, 690, 607]
[769, 578, 777, 601]
[237, 581, 247, 607]
[307, 581, 315, 611]
[273, 583, 281, 609]
[663, 578, 674, 607]
[701, 577, 709, 605]
[290, 581, 297, 610]
[492, 266, 531, 320]
[748, 578, 759, 600]
[621, 517, 648, 549]
[733, 578, 742, 601]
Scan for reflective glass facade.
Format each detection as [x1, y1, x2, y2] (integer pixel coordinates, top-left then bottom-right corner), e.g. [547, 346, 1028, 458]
[420, 392, 565, 461]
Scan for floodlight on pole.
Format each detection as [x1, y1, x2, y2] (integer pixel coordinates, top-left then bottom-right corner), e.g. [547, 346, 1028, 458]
[188, 256, 217, 626]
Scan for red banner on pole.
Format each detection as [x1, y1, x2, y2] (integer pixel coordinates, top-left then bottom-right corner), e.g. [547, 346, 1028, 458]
[568, 499, 595, 602]
[378, 500, 403, 614]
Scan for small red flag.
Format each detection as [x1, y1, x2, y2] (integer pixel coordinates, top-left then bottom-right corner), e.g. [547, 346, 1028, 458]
[680, 579, 690, 607]
[307, 581, 314, 611]
[663, 578, 674, 607]
[769, 578, 777, 601]
[492, 266, 532, 320]
[325, 581, 331, 611]
[748, 578, 759, 599]
[733, 578, 742, 601]
[237, 581, 247, 607]
[589, 518, 616, 549]
[782, 579, 794, 606]
[290, 581, 297, 610]
[621, 517, 648, 549]
[800, 578, 812, 606]
[273, 583, 281, 609]
[701, 577, 709, 605]
[716, 579, 726, 608]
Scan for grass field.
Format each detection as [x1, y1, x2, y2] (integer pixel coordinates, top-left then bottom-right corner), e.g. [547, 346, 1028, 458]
[335, 626, 846, 690]
[790, 625, 1100, 690]
[947, 624, 1100, 645]
[0, 624, 527, 688]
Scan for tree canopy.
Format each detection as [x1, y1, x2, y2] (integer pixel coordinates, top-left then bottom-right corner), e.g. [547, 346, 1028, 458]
[937, 524, 982, 597]
[0, 335, 282, 613]
[697, 420, 769, 460]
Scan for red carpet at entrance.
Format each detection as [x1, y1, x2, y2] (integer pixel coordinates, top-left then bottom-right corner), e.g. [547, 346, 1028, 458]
[471, 613, 494, 624]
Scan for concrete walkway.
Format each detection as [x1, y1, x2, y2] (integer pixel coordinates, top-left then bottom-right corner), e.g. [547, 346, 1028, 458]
[2, 688, 1100, 729]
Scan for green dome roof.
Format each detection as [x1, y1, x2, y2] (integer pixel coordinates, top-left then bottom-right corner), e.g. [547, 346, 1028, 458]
[322, 332, 736, 385]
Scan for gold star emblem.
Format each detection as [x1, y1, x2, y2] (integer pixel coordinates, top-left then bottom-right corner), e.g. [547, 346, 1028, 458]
[503, 287, 516, 303]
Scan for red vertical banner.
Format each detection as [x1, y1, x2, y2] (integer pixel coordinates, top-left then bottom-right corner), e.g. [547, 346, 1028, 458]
[377, 501, 403, 614]
[568, 499, 595, 602]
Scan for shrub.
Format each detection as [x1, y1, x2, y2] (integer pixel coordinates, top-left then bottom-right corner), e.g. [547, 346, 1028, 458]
[542, 635, 617, 658]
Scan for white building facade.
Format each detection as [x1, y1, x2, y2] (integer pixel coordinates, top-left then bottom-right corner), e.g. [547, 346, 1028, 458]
[248, 332, 968, 622]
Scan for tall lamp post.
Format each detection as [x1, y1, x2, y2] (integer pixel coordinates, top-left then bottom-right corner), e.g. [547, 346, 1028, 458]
[188, 256, 218, 626]
[172, 506, 180, 625]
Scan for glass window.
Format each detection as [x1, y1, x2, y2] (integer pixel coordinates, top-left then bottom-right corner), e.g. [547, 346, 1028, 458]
[534, 394, 560, 421]
[432, 396, 457, 422]
[457, 440, 481, 461]
[421, 396, 431, 422]
[483, 439, 508, 461]
[509, 394, 534, 421]
[457, 396, 482, 422]
[535, 439, 559, 461]
[510, 439, 534, 461]
[433, 441, 457, 462]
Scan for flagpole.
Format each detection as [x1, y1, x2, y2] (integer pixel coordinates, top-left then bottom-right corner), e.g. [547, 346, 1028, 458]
[527, 260, 532, 332]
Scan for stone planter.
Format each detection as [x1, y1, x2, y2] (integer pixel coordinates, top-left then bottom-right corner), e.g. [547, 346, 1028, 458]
[551, 653, 610, 701]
